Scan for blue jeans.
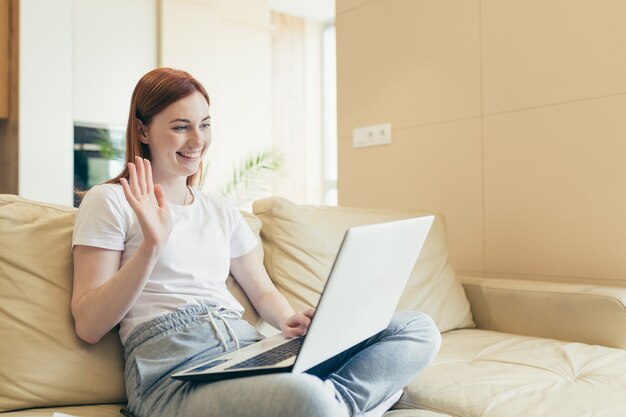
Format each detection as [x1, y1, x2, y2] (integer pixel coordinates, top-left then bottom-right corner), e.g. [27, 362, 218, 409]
[123, 305, 441, 417]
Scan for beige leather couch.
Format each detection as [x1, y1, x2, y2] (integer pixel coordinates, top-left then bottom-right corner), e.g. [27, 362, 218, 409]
[1, 194, 625, 417]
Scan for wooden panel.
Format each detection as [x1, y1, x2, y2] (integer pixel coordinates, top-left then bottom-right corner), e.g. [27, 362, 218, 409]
[0, 0, 9, 118]
[482, 0, 626, 114]
[337, 0, 481, 138]
[338, 118, 484, 274]
[336, 0, 626, 287]
[0, 0, 18, 194]
[484, 94, 626, 284]
[336, 0, 376, 15]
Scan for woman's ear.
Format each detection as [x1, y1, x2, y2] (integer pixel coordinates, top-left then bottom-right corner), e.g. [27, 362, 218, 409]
[137, 120, 149, 144]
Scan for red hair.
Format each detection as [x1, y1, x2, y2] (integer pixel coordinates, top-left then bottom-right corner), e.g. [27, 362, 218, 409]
[107, 68, 210, 188]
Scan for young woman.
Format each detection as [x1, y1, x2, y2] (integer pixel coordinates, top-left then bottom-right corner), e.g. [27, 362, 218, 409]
[71, 68, 441, 417]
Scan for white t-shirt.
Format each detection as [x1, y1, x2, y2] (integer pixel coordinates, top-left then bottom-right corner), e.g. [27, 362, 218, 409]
[72, 183, 258, 343]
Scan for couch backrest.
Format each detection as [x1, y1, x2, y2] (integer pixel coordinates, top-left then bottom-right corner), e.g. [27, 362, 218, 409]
[252, 197, 475, 333]
[0, 194, 262, 412]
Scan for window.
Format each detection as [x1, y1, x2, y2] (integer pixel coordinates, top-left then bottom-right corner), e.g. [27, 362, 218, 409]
[322, 24, 337, 205]
[270, 13, 337, 206]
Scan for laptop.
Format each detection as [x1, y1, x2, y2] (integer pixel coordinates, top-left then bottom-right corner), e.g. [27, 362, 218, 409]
[171, 215, 435, 383]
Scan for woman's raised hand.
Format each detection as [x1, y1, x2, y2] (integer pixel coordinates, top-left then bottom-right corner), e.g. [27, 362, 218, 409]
[120, 156, 173, 249]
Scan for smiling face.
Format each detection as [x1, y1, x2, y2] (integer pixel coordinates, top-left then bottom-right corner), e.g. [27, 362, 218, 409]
[139, 91, 211, 183]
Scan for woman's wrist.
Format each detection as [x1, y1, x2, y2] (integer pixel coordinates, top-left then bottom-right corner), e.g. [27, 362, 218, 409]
[138, 240, 163, 259]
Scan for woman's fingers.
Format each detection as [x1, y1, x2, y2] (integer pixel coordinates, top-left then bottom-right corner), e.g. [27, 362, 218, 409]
[126, 157, 155, 198]
[128, 162, 141, 197]
[284, 312, 312, 338]
[303, 307, 316, 319]
[285, 327, 302, 338]
[154, 183, 168, 209]
[299, 313, 312, 328]
[144, 158, 154, 195]
[120, 178, 136, 206]
[292, 313, 310, 326]
[135, 156, 147, 194]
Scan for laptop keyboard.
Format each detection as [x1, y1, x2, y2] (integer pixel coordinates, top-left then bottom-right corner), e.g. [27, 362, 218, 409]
[226, 337, 304, 370]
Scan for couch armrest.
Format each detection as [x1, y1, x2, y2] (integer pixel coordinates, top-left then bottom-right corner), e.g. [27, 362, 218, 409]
[459, 275, 626, 349]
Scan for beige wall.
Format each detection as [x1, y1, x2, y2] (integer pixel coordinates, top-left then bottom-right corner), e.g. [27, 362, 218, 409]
[336, 0, 626, 287]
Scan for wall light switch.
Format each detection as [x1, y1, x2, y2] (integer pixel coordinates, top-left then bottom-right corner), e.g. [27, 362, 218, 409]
[353, 123, 392, 148]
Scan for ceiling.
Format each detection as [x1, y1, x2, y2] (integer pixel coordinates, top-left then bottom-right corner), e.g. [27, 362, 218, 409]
[268, 0, 335, 23]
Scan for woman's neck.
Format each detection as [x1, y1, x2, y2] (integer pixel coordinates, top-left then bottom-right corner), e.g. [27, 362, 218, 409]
[152, 175, 190, 205]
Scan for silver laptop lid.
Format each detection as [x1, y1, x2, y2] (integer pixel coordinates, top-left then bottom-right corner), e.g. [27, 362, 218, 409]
[292, 215, 434, 373]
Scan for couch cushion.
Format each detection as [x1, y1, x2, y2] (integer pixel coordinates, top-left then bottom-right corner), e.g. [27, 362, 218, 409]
[252, 197, 474, 333]
[398, 329, 626, 416]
